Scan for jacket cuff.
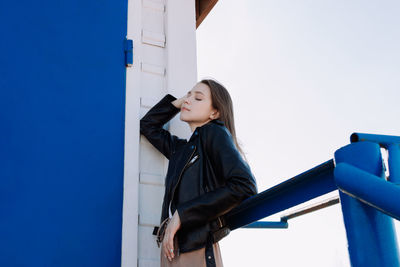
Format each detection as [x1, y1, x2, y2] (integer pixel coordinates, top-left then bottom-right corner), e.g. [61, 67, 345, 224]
[141, 93, 181, 126]
[176, 202, 200, 230]
[162, 94, 180, 112]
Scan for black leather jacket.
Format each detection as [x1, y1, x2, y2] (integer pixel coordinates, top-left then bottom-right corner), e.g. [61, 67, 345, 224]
[140, 93, 258, 253]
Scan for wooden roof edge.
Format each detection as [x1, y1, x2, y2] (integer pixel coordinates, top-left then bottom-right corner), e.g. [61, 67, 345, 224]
[196, 0, 218, 29]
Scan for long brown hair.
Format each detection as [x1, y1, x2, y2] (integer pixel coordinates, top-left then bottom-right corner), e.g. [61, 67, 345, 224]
[200, 78, 248, 163]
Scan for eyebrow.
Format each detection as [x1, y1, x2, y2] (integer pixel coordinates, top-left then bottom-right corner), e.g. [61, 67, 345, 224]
[187, 90, 205, 95]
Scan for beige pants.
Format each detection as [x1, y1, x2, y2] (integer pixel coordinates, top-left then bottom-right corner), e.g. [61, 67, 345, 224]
[160, 234, 224, 267]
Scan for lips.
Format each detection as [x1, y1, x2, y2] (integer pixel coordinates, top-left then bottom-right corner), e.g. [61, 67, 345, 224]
[182, 107, 190, 112]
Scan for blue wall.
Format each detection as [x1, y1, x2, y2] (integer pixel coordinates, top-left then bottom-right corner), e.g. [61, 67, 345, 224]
[0, 1, 127, 266]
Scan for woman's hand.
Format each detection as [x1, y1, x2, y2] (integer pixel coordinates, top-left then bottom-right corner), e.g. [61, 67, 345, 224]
[171, 95, 186, 109]
[162, 211, 181, 261]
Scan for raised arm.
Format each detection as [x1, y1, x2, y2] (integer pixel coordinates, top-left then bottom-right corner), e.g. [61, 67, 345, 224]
[140, 94, 187, 159]
[176, 123, 258, 229]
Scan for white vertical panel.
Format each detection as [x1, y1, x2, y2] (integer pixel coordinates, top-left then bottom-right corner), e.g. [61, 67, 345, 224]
[138, 225, 161, 262]
[142, 30, 166, 47]
[138, 183, 164, 225]
[165, 0, 198, 137]
[123, 0, 197, 266]
[138, 259, 159, 267]
[139, 140, 165, 176]
[140, 172, 164, 186]
[140, 74, 166, 100]
[141, 45, 164, 66]
[121, 0, 143, 266]
[142, 0, 165, 47]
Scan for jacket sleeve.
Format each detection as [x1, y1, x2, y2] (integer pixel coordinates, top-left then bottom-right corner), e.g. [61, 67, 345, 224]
[176, 124, 258, 229]
[140, 94, 187, 160]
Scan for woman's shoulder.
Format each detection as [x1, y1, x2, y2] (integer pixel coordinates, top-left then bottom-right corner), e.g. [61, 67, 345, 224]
[199, 120, 233, 145]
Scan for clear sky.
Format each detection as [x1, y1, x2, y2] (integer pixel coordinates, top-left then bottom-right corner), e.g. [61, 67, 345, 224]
[196, 1, 400, 266]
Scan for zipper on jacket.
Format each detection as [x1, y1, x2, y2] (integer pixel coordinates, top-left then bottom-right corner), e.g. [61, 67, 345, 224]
[169, 145, 197, 213]
[217, 216, 223, 228]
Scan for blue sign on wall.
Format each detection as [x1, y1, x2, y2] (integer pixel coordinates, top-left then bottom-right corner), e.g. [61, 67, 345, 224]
[0, 1, 128, 266]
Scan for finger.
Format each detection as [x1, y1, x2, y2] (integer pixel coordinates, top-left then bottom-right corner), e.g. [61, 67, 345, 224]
[162, 238, 169, 259]
[164, 233, 175, 261]
[163, 234, 173, 261]
[167, 237, 174, 260]
[169, 243, 175, 259]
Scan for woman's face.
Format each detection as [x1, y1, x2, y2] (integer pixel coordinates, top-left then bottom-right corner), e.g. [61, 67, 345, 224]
[180, 82, 219, 128]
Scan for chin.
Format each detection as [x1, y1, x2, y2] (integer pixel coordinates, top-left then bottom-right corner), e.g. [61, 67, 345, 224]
[180, 113, 188, 122]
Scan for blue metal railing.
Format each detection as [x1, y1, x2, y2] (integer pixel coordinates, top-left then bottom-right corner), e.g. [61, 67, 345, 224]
[225, 159, 336, 231]
[223, 132, 400, 267]
[350, 132, 400, 184]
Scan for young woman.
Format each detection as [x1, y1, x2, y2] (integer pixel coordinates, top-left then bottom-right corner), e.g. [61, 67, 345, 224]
[140, 79, 258, 267]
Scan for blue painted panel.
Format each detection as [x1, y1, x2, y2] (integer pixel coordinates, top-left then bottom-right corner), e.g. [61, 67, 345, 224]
[0, 1, 127, 266]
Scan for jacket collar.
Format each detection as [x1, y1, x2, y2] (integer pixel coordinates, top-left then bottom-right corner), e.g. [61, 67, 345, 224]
[210, 119, 224, 126]
[197, 119, 224, 131]
[188, 119, 224, 142]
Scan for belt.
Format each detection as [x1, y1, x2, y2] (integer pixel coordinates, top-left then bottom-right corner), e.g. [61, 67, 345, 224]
[209, 216, 231, 243]
[153, 217, 170, 248]
[205, 232, 216, 267]
[152, 215, 231, 247]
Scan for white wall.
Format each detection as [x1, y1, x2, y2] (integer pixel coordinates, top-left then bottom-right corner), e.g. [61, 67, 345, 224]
[122, 0, 198, 266]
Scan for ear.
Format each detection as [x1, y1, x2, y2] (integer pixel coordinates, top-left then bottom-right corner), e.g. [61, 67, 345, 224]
[210, 109, 220, 120]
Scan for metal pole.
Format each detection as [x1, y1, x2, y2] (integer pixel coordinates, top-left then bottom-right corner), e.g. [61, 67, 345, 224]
[226, 160, 336, 230]
[388, 143, 400, 184]
[280, 196, 340, 221]
[334, 141, 400, 267]
[335, 162, 400, 220]
[350, 132, 400, 147]
[242, 221, 288, 229]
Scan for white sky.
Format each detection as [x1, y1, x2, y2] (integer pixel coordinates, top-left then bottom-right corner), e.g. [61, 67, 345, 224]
[196, 1, 400, 266]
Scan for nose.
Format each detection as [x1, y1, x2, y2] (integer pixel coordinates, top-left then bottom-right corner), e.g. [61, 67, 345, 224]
[184, 96, 190, 105]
